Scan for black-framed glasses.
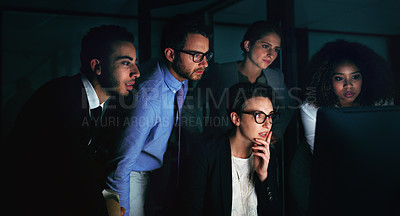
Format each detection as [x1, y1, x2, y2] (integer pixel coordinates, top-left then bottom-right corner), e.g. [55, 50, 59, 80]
[174, 49, 213, 63]
[241, 111, 279, 124]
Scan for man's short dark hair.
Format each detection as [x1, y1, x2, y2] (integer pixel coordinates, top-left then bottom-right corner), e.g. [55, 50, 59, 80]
[226, 82, 277, 116]
[160, 14, 211, 57]
[80, 25, 134, 77]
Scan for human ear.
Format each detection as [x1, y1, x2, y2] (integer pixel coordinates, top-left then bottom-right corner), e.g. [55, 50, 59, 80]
[230, 112, 241, 127]
[243, 41, 251, 52]
[164, 48, 175, 63]
[90, 59, 101, 75]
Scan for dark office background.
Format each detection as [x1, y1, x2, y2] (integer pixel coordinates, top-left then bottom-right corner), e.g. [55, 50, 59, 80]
[1, 0, 399, 215]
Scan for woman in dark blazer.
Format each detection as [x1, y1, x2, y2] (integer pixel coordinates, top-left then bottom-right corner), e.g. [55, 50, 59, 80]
[179, 82, 283, 216]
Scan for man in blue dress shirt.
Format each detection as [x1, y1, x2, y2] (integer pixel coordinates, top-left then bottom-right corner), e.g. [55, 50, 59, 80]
[106, 15, 212, 216]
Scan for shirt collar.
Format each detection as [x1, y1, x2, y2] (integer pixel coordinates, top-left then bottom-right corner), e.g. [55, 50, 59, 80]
[159, 60, 188, 93]
[81, 74, 104, 110]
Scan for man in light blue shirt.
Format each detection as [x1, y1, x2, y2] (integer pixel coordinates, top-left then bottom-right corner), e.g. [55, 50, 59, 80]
[107, 15, 213, 216]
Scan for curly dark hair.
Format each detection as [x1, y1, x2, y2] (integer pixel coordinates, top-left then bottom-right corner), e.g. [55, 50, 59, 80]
[305, 39, 394, 107]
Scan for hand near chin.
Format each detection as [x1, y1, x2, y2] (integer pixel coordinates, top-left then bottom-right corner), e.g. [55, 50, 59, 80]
[252, 131, 272, 182]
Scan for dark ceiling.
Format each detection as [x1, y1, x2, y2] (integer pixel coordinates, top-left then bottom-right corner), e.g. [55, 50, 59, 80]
[1, 0, 399, 35]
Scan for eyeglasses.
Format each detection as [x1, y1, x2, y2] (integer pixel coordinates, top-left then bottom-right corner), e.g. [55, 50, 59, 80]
[241, 111, 279, 124]
[174, 49, 213, 63]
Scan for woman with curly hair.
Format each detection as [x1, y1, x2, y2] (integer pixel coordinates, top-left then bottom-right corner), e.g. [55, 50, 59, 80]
[301, 39, 394, 153]
[290, 39, 395, 216]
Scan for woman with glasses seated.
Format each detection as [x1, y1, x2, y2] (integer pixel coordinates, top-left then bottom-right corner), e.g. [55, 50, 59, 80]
[179, 82, 283, 216]
[183, 20, 295, 147]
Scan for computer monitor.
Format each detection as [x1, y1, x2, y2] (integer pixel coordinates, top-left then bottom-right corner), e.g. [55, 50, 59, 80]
[310, 106, 400, 216]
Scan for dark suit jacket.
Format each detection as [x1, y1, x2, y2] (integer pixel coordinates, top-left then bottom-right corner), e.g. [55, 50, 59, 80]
[6, 73, 115, 216]
[179, 135, 282, 216]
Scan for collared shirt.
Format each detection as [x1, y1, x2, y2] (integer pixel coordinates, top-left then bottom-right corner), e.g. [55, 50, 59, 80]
[82, 74, 121, 202]
[81, 74, 107, 147]
[106, 59, 188, 214]
[238, 70, 267, 84]
[81, 74, 105, 115]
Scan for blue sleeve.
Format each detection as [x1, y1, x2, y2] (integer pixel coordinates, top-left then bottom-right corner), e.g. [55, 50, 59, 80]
[106, 97, 157, 215]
